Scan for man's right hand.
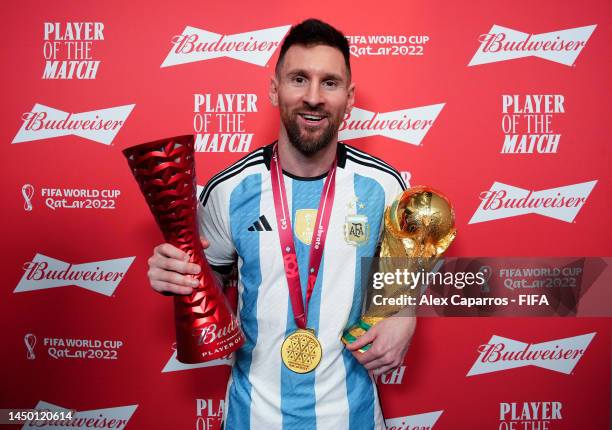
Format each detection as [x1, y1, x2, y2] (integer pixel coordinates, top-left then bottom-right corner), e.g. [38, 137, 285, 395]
[147, 239, 208, 295]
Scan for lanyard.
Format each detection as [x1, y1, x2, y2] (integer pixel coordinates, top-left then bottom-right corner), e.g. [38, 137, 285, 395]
[270, 144, 337, 329]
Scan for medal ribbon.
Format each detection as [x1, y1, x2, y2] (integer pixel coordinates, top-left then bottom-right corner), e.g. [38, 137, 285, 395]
[270, 144, 337, 330]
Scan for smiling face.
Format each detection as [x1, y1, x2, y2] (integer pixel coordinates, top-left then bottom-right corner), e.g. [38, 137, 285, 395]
[270, 44, 355, 156]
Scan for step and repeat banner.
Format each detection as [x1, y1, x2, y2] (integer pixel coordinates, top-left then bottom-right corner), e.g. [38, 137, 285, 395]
[1, 0, 611, 429]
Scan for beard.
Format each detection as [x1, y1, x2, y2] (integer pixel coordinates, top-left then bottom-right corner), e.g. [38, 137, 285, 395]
[281, 107, 341, 157]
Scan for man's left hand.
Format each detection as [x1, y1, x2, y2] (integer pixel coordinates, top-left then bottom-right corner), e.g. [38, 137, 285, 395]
[345, 316, 416, 376]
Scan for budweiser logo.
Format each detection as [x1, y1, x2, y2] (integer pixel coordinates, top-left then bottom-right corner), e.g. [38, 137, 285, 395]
[15, 253, 135, 296]
[161, 25, 290, 67]
[467, 332, 595, 376]
[469, 180, 596, 224]
[22, 401, 137, 429]
[12, 103, 134, 145]
[385, 410, 443, 429]
[469, 24, 596, 66]
[338, 104, 444, 145]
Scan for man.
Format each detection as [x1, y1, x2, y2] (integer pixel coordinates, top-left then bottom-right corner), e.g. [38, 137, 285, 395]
[147, 19, 416, 430]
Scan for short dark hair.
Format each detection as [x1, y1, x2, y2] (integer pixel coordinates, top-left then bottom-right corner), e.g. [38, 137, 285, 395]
[275, 18, 351, 79]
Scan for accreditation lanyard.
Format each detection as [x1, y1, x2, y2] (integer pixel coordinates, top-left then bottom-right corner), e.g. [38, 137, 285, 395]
[270, 144, 337, 330]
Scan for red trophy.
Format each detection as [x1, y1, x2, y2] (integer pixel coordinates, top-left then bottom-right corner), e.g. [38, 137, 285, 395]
[123, 135, 244, 363]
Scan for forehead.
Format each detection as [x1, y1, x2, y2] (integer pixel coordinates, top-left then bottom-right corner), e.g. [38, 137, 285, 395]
[279, 44, 348, 79]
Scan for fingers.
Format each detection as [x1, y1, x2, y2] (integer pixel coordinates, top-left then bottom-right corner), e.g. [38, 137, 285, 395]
[200, 236, 210, 249]
[372, 363, 398, 377]
[345, 329, 376, 352]
[154, 243, 189, 261]
[351, 345, 379, 366]
[148, 242, 205, 296]
[151, 279, 194, 295]
[364, 352, 399, 371]
[352, 348, 401, 374]
[148, 265, 198, 291]
[148, 266, 199, 287]
[148, 253, 200, 275]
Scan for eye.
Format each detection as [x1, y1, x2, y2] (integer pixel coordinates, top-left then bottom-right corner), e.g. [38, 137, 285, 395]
[291, 75, 307, 85]
[323, 80, 338, 89]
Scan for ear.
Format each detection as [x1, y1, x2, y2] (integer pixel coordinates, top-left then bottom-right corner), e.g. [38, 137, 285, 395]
[345, 82, 355, 115]
[269, 75, 279, 107]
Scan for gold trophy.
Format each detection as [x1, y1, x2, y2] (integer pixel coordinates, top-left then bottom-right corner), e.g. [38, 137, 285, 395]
[342, 186, 456, 351]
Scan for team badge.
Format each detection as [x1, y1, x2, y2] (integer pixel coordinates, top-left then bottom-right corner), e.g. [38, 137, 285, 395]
[294, 209, 318, 245]
[344, 214, 369, 246]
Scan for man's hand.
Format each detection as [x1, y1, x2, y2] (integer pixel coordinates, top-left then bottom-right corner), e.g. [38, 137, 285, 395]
[147, 238, 209, 295]
[345, 316, 416, 376]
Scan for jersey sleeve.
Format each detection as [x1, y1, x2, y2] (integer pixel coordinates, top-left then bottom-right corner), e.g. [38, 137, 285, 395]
[197, 186, 236, 267]
[384, 174, 407, 207]
[378, 171, 408, 243]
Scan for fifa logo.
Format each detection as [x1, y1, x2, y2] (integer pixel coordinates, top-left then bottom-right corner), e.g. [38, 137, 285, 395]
[478, 266, 493, 293]
[24, 333, 37, 359]
[22, 184, 34, 211]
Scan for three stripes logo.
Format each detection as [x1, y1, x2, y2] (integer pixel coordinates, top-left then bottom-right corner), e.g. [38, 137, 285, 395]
[248, 215, 273, 232]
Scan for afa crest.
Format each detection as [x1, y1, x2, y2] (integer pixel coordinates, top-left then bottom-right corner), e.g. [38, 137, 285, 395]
[344, 214, 369, 246]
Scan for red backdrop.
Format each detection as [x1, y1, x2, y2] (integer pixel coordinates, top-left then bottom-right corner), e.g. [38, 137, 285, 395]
[1, 0, 610, 429]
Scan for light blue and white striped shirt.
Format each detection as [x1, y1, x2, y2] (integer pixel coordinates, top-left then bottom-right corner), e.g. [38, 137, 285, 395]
[198, 143, 405, 430]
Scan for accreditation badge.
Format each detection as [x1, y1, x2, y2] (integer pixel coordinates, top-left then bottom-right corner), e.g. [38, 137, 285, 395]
[281, 328, 322, 373]
[344, 214, 369, 246]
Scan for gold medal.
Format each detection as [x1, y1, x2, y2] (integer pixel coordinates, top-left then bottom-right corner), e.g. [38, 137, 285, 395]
[281, 328, 322, 373]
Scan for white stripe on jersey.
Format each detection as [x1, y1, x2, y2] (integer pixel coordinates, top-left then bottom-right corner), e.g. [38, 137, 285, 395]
[200, 148, 265, 206]
[247, 174, 288, 429]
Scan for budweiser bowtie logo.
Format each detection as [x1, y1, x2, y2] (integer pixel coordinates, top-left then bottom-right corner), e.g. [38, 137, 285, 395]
[15, 253, 135, 296]
[162, 347, 233, 372]
[161, 25, 291, 67]
[385, 410, 443, 429]
[467, 332, 595, 376]
[469, 24, 596, 66]
[338, 104, 444, 145]
[469, 180, 596, 224]
[12, 103, 134, 145]
[22, 401, 137, 429]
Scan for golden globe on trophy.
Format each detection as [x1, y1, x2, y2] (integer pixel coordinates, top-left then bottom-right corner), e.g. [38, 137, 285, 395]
[342, 186, 456, 351]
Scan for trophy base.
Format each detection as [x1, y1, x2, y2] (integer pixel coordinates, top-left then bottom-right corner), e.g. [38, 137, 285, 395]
[175, 314, 244, 364]
[341, 317, 383, 353]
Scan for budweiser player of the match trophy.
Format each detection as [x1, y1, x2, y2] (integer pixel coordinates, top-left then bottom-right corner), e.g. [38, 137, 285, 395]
[342, 186, 457, 351]
[123, 135, 244, 363]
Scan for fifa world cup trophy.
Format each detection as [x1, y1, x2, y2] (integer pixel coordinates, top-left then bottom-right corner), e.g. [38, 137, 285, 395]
[123, 135, 244, 363]
[342, 186, 456, 351]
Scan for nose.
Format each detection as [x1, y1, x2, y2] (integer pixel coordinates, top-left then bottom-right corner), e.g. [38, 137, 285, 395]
[302, 80, 323, 108]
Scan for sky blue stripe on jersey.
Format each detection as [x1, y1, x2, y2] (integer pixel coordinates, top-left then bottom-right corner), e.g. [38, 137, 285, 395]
[226, 173, 263, 430]
[342, 174, 385, 430]
[281, 178, 325, 430]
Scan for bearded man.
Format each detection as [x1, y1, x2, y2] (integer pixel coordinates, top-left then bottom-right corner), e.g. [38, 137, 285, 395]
[147, 18, 416, 430]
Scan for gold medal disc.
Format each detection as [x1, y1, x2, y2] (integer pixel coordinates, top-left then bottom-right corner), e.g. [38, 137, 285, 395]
[281, 328, 322, 373]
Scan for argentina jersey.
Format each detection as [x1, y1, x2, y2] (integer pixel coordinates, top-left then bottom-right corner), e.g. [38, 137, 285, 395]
[198, 143, 406, 430]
